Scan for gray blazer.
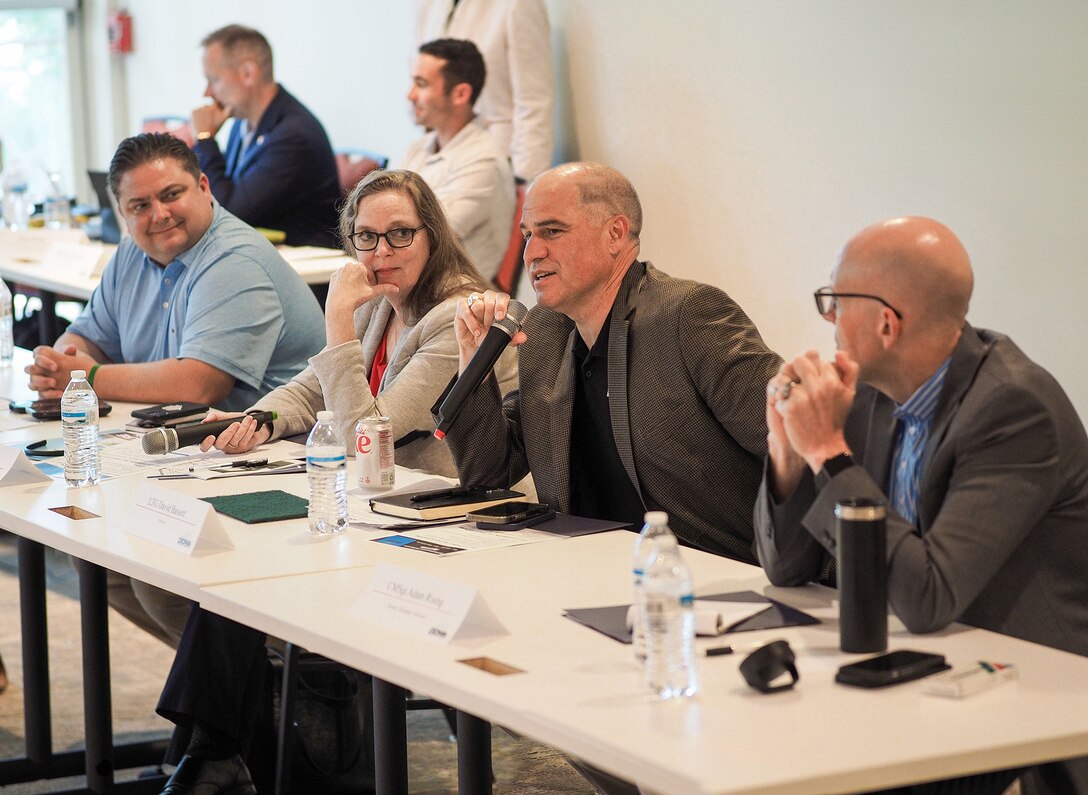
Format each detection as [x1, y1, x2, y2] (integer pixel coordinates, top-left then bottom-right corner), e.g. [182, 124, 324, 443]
[252, 296, 517, 477]
[446, 260, 782, 561]
[755, 325, 1088, 658]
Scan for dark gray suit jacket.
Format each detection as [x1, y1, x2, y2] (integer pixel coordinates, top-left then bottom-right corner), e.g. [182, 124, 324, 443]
[755, 325, 1088, 659]
[446, 260, 782, 562]
[194, 85, 340, 248]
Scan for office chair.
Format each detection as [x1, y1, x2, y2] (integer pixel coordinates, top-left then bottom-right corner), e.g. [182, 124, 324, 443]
[271, 642, 457, 795]
[141, 116, 195, 148]
[493, 183, 527, 295]
[335, 149, 389, 198]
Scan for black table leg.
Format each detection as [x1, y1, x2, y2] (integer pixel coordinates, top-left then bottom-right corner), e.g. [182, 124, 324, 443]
[457, 710, 492, 795]
[77, 559, 115, 793]
[38, 290, 59, 343]
[274, 642, 300, 795]
[18, 537, 53, 768]
[372, 677, 408, 795]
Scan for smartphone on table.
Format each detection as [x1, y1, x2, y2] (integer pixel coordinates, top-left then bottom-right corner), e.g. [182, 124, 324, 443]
[466, 501, 555, 530]
[835, 650, 950, 688]
[14, 398, 113, 421]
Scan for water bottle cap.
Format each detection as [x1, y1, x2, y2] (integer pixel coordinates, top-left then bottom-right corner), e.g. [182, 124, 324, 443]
[644, 510, 668, 525]
[70, 369, 86, 379]
[316, 410, 334, 422]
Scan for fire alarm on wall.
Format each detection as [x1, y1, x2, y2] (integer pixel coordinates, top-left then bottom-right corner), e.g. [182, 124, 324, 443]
[108, 11, 133, 54]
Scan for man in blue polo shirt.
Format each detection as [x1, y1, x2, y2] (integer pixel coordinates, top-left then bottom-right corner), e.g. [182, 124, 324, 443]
[26, 131, 325, 648]
[26, 131, 323, 414]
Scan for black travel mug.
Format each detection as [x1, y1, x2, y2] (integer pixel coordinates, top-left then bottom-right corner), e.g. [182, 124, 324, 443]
[835, 497, 888, 653]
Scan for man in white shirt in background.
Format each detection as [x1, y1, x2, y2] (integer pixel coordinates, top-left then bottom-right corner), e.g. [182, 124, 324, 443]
[416, 0, 555, 182]
[399, 38, 516, 281]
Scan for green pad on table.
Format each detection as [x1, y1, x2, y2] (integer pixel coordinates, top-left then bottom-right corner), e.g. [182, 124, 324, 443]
[201, 490, 308, 524]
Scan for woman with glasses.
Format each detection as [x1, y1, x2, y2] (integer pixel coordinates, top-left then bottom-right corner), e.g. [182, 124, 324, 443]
[150, 170, 518, 795]
[199, 168, 515, 475]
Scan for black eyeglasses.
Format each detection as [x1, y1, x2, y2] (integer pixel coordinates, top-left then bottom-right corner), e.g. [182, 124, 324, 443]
[348, 225, 426, 252]
[814, 286, 903, 320]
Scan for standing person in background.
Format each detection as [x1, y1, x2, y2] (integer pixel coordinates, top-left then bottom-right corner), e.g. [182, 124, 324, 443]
[400, 38, 515, 281]
[192, 24, 340, 248]
[417, 0, 554, 182]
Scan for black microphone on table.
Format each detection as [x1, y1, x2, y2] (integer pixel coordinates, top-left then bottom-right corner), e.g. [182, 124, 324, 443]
[433, 299, 527, 440]
[141, 410, 277, 455]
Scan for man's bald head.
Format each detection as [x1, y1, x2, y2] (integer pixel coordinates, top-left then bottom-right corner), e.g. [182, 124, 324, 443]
[836, 216, 973, 333]
[534, 162, 643, 241]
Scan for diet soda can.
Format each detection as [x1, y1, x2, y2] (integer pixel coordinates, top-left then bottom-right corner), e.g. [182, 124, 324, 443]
[355, 416, 395, 494]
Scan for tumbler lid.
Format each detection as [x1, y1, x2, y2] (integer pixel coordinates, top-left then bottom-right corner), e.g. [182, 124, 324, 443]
[834, 497, 887, 521]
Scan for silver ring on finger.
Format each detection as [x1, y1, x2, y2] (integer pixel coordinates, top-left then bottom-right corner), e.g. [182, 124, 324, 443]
[466, 292, 481, 308]
[778, 380, 799, 400]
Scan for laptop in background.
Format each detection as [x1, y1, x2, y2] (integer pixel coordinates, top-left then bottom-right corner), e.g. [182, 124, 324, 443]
[87, 170, 123, 244]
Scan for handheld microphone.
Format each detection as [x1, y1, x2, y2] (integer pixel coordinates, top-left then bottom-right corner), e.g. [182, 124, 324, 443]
[141, 410, 277, 455]
[433, 299, 527, 439]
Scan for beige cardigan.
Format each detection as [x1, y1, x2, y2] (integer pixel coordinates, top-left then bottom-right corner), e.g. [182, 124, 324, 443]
[251, 295, 517, 477]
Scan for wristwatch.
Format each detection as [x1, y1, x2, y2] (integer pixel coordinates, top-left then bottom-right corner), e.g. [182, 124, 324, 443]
[816, 452, 854, 488]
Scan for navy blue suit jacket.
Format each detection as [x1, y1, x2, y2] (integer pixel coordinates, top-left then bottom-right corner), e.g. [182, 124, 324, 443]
[194, 85, 340, 248]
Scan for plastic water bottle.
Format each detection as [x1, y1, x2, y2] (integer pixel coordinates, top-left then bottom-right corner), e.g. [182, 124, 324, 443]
[306, 410, 347, 535]
[631, 510, 672, 660]
[643, 520, 699, 699]
[2, 161, 31, 230]
[62, 370, 100, 487]
[0, 278, 13, 365]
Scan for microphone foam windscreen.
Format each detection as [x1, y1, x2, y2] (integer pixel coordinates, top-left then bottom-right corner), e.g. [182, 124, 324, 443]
[141, 428, 173, 455]
[494, 299, 528, 337]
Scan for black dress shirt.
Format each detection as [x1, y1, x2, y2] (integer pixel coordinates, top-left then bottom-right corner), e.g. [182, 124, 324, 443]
[568, 316, 646, 529]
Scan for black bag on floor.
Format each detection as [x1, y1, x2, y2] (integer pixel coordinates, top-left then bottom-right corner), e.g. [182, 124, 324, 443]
[273, 660, 376, 795]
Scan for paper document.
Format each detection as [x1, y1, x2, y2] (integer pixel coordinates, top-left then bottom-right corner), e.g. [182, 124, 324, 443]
[373, 523, 556, 555]
[95, 435, 305, 480]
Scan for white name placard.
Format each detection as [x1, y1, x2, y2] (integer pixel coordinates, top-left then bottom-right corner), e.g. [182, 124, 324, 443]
[0, 446, 54, 487]
[356, 562, 506, 643]
[41, 241, 107, 279]
[126, 482, 233, 555]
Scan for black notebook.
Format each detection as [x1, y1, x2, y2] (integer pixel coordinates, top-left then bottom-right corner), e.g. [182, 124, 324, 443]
[369, 487, 524, 520]
[564, 590, 820, 644]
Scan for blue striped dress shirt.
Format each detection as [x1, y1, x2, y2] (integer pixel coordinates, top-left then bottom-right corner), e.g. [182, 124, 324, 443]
[888, 358, 952, 526]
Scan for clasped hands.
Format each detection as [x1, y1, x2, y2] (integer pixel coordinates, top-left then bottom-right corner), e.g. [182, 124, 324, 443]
[25, 345, 99, 399]
[766, 349, 859, 499]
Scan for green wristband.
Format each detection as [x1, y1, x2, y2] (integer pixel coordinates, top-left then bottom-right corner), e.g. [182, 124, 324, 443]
[87, 364, 100, 386]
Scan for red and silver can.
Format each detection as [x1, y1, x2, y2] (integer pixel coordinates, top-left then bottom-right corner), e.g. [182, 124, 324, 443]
[355, 416, 395, 493]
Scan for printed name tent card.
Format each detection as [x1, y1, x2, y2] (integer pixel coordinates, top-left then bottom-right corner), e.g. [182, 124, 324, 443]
[41, 240, 106, 279]
[0, 446, 53, 487]
[356, 563, 506, 643]
[126, 481, 234, 555]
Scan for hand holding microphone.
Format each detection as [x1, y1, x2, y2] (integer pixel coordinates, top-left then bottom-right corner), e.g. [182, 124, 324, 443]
[434, 291, 527, 439]
[454, 290, 528, 371]
[196, 410, 274, 454]
[141, 410, 277, 455]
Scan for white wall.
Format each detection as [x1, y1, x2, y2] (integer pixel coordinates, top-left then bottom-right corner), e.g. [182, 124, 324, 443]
[117, 0, 418, 169]
[115, 0, 1088, 417]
